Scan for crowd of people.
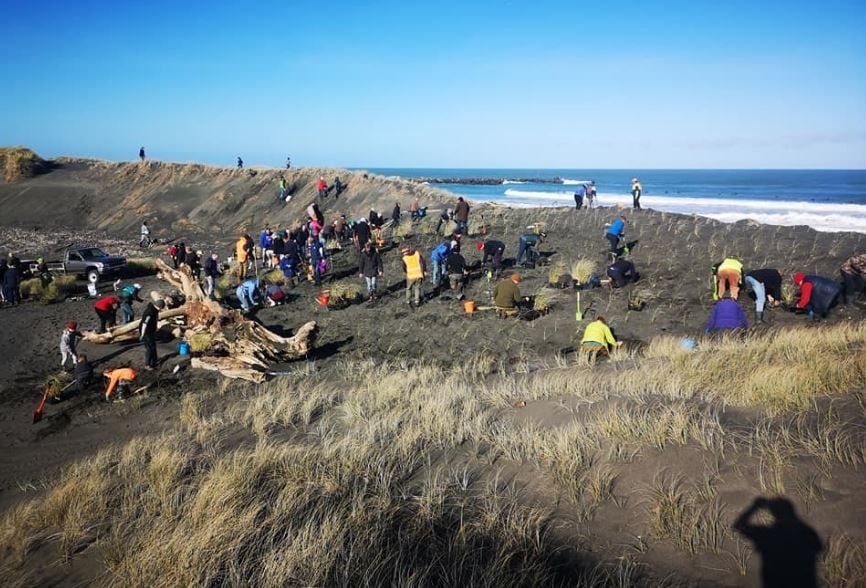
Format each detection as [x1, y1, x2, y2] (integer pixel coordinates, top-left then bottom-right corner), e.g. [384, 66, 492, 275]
[5, 171, 865, 404]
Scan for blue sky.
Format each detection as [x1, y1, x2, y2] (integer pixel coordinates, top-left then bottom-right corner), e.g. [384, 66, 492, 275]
[2, 0, 865, 168]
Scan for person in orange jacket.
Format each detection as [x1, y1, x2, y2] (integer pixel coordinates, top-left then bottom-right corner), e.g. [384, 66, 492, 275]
[235, 234, 251, 284]
[103, 367, 137, 402]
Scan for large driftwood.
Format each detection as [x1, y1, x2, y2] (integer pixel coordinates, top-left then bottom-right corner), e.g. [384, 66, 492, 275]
[84, 259, 317, 381]
[83, 308, 186, 343]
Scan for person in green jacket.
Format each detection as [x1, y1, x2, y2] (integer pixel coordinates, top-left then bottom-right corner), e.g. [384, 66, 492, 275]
[580, 316, 621, 356]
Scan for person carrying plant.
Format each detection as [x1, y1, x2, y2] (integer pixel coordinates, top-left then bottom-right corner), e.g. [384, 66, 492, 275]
[102, 367, 138, 402]
[358, 241, 383, 301]
[94, 294, 120, 333]
[401, 245, 426, 307]
[493, 273, 524, 317]
[791, 273, 840, 319]
[715, 257, 743, 300]
[60, 320, 82, 368]
[580, 316, 621, 356]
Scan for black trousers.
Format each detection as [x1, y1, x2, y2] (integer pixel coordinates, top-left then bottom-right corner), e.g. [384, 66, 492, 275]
[142, 334, 158, 368]
[632, 191, 641, 209]
[606, 233, 620, 252]
[96, 309, 116, 333]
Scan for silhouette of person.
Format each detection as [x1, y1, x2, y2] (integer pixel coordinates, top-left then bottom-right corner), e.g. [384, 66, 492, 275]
[139, 146, 145, 161]
[734, 497, 822, 588]
[237, 156, 244, 169]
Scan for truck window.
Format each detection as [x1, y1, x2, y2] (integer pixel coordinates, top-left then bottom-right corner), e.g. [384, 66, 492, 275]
[82, 248, 108, 258]
[69, 252, 83, 262]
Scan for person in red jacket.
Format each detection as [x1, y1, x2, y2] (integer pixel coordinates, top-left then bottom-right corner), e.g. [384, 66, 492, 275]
[94, 295, 120, 333]
[316, 176, 327, 198]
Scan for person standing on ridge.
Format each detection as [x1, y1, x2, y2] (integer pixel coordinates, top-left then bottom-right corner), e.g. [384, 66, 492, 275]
[279, 177, 288, 201]
[286, 156, 291, 169]
[401, 245, 426, 307]
[235, 234, 250, 284]
[391, 202, 401, 227]
[237, 157, 244, 169]
[139, 298, 164, 370]
[631, 177, 643, 209]
[139, 147, 145, 161]
[334, 177, 343, 199]
[587, 181, 597, 208]
[454, 197, 470, 234]
[316, 176, 327, 198]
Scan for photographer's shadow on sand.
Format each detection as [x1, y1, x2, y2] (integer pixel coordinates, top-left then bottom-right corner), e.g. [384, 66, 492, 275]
[733, 496, 822, 588]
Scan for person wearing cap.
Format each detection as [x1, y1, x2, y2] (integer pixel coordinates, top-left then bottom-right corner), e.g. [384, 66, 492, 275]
[631, 178, 643, 209]
[60, 320, 83, 368]
[118, 283, 144, 324]
[103, 367, 138, 402]
[580, 316, 622, 356]
[139, 298, 165, 370]
[478, 239, 505, 278]
[494, 273, 524, 317]
[791, 273, 840, 319]
[401, 246, 426, 307]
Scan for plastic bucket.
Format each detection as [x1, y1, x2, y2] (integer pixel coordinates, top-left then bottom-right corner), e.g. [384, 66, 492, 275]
[178, 341, 190, 356]
[463, 300, 476, 314]
[317, 290, 331, 307]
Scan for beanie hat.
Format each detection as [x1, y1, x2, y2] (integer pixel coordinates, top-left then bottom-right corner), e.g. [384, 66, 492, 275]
[511, 273, 522, 283]
[793, 273, 806, 285]
[66, 320, 77, 330]
[475, 242, 484, 250]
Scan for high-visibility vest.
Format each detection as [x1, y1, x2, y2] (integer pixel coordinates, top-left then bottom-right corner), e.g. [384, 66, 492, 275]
[718, 258, 742, 275]
[403, 251, 423, 280]
[236, 239, 248, 263]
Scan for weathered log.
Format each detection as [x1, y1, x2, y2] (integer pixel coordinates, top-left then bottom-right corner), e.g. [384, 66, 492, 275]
[82, 307, 187, 343]
[191, 357, 267, 383]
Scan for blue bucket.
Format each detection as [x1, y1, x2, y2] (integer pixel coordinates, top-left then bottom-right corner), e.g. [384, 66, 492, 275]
[178, 341, 190, 356]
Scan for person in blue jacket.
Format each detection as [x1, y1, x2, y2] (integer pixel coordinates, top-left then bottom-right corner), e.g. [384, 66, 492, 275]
[605, 216, 626, 253]
[259, 228, 274, 268]
[705, 297, 749, 332]
[308, 237, 325, 286]
[236, 278, 260, 312]
[430, 240, 451, 287]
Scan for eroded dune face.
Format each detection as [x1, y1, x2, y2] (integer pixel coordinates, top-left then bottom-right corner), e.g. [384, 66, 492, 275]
[0, 155, 453, 235]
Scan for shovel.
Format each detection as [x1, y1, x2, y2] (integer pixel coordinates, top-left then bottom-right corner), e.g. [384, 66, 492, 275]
[32, 381, 75, 424]
[576, 291, 583, 321]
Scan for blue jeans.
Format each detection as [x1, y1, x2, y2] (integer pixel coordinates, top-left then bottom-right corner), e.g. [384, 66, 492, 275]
[431, 259, 445, 286]
[120, 300, 134, 323]
[456, 220, 468, 234]
[516, 237, 533, 264]
[365, 276, 377, 295]
[746, 276, 766, 313]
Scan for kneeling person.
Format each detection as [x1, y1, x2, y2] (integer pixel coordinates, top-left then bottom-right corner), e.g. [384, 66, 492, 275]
[606, 259, 639, 288]
[494, 273, 523, 317]
[580, 317, 621, 356]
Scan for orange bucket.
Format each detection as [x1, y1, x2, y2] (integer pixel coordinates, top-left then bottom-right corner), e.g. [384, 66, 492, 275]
[316, 290, 331, 307]
[463, 300, 476, 314]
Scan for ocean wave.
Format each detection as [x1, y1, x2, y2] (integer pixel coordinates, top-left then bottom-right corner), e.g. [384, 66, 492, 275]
[561, 178, 592, 185]
[500, 189, 866, 233]
[501, 180, 527, 185]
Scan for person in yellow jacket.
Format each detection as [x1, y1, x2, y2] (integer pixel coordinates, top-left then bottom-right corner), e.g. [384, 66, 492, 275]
[716, 257, 744, 300]
[103, 367, 137, 402]
[580, 316, 622, 356]
[401, 246, 426, 307]
[235, 235, 251, 284]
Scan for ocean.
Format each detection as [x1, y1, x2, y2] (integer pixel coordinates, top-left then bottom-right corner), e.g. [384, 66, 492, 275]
[367, 169, 866, 234]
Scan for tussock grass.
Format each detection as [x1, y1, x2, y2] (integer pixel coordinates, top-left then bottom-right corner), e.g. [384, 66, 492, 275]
[125, 257, 158, 276]
[644, 473, 727, 555]
[0, 146, 47, 182]
[18, 274, 80, 304]
[823, 534, 866, 587]
[547, 261, 569, 285]
[571, 258, 597, 284]
[327, 281, 364, 305]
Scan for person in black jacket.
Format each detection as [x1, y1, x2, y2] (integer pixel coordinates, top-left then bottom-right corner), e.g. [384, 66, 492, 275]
[354, 218, 372, 251]
[477, 240, 505, 278]
[391, 202, 401, 227]
[204, 253, 222, 300]
[606, 259, 639, 288]
[73, 353, 94, 396]
[139, 299, 164, 369]
[445, 248, 468, 300]
[358, 242, 383, 300]
[2, 262, 20, 306]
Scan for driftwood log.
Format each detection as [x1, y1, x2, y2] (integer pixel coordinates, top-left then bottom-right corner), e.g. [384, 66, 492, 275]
[84, 259, 317, 382]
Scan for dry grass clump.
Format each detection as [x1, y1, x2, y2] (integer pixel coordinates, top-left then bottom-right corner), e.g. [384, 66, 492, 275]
[533, 288, 555, 312]
[823, 534, 866, 587]
[571, 258, 597, 285]
[328, 281, 363, 305]
[547, 261, 570, 285]
[644, 473, 727, 555]
[19, 274, 80, 304]
[260, 268, 284, 284]
[125, 257, 158, 276]
[0, 146, 47, 182]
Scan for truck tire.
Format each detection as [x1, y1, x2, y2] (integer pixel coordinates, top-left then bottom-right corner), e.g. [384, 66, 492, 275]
[87, 269, 100, 284]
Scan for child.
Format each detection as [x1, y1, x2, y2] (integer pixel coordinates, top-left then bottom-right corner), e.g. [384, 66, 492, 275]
[60, 321, 82, 368]
[73, 353, 93, 395]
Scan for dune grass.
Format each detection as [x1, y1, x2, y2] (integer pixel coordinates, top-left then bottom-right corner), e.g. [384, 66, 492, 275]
[18, 274, 81, 304]
[125, 257, 159, 276]
[0, 146, 46, 182]
[1, 323, 865, 585]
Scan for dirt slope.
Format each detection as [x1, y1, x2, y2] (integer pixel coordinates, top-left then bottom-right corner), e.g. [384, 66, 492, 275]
[0, 155, 455, 237]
